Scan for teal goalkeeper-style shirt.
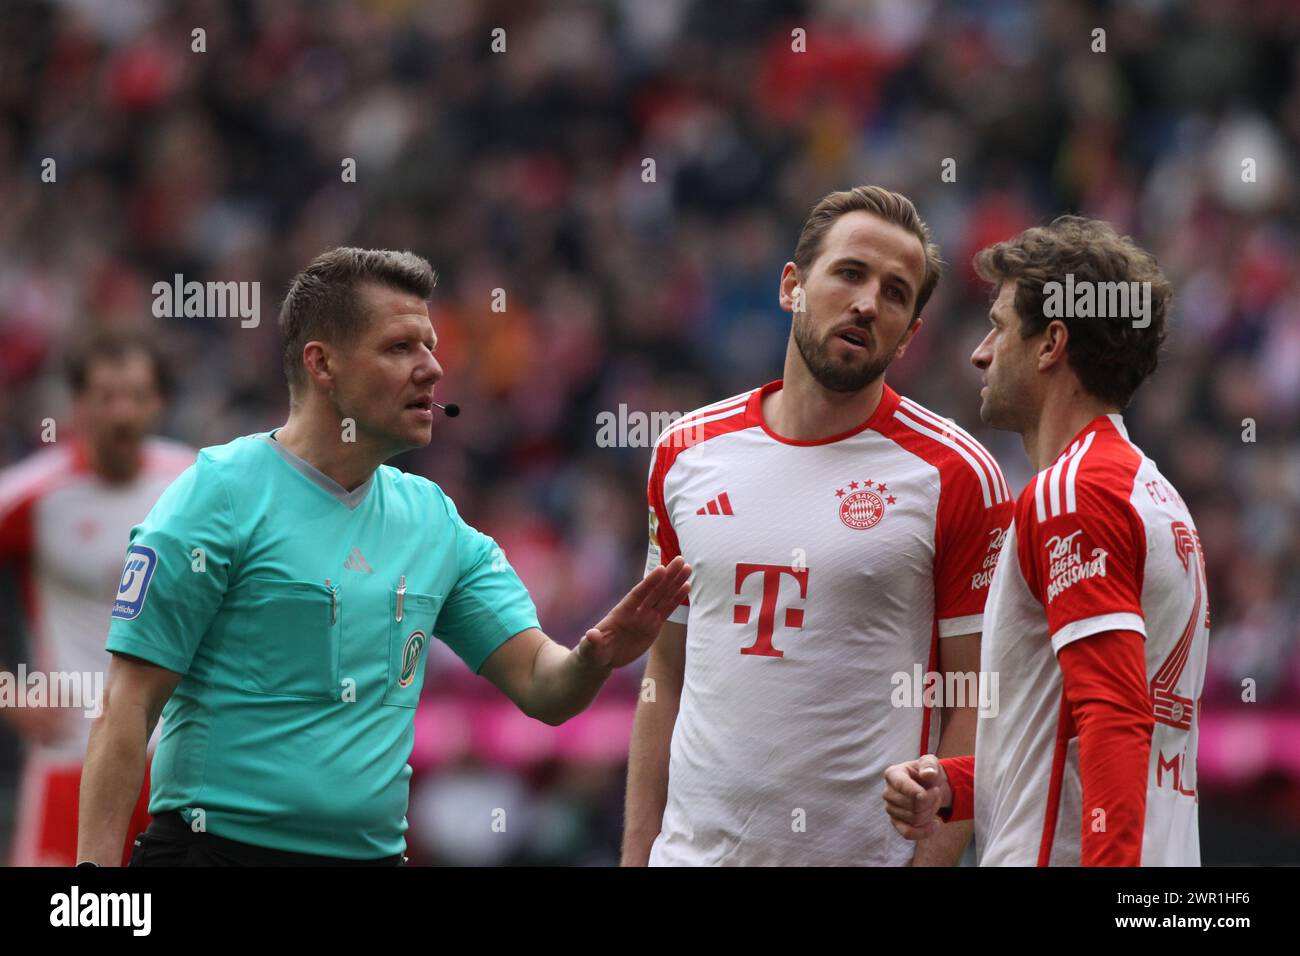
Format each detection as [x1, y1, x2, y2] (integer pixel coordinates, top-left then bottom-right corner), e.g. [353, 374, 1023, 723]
[105, 431, 540, 858]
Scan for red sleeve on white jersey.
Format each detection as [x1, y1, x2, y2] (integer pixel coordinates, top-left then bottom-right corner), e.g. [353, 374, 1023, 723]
[884, 397, 1014, 637]
[645, 441, 681, 569]
[934, 462, 1013, 637]
[1016, 443, 1147, 653]
[938, 754, 975, 823]
[0, 448, 73, 563]
[641, 389, 761, 626]
[645, 438, 688, 623]
[0, 450, 74, 670]
[1058, 628, 1153, 866]
[0, 490, 35, 563]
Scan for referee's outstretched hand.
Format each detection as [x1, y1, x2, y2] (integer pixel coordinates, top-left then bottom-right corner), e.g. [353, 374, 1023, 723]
[575, 556, 692, 669]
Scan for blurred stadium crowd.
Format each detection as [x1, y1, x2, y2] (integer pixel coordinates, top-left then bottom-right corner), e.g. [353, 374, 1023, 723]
[1, 0, 1297, 864]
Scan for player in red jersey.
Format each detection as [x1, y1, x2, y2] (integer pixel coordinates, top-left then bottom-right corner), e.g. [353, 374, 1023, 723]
[0, 330, 193, 866]
[883, 216, 1206, 865]
[623, 186, 1013, 866]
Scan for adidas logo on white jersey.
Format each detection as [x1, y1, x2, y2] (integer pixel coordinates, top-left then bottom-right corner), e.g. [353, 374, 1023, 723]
[695, 492, 735, 516]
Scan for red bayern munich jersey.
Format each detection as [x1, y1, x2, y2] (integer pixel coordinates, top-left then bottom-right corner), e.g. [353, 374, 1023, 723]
[975, 414, 1208, 865]
[0, 438, 195, 764]
[644, 380, 1012, 865]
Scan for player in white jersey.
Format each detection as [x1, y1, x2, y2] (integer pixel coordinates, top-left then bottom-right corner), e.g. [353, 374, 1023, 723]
[622, 186, 1013, 866]
[0, 331, 193, 865]
[883, 216, 1205, 865]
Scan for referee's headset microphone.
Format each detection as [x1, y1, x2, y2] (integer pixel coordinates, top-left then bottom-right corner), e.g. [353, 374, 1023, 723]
[432, 401, 460, 417]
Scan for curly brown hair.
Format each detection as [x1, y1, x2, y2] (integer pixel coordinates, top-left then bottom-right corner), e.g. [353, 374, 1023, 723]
[973, 216, 1171, 408]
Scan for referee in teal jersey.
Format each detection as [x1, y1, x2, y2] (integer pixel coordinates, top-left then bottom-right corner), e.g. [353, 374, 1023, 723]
[76, 248, 690, 866]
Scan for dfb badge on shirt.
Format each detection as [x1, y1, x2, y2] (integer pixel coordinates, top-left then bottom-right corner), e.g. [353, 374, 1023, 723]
[399, 629, 427, 688]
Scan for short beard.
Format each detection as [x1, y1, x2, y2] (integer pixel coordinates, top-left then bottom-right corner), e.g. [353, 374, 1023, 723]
[980, 387, 1028, 434]
[792, 310, 896, 393]
[978, 394, 1006, 429]
[94, 444, 141, 483]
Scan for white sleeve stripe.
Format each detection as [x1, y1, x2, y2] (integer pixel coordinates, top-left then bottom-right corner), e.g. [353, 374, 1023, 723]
[1063, 432, 1095, 514]
[0, 449, 73, 514]
[668, 387, 756, 428]
[1034, 470, 1048, 522]
[1050, 612, 1147, 654]
[677, 388, 757, 422]
[893, 410, 995, 508]
[1047, 448, 1069, 518]
[898, 398, 1010, 501]
[694, 390, 755, 414]
[657, 404, 747, 447]
[894, 402, 1006, 504]
[653, 394, 753, 455]
[1041, 435, 1093, 519]
[904, 400, 1012, 502]
[938, 613, 984, 638]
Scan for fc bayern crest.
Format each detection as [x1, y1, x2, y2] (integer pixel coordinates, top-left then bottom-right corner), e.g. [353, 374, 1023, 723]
[834, 478, 897, 530]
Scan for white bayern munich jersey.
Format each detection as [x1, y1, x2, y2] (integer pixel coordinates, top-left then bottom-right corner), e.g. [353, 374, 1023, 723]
[645, 381, 1012, 866]
[975, 414, 1207, 866]
[0, 438, 194, 763]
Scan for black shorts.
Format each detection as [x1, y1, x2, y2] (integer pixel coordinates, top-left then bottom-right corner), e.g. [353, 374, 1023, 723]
[128, 811, 407, 867]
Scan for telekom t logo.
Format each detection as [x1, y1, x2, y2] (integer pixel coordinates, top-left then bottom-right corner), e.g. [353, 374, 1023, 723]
[733, 563, 809, 658]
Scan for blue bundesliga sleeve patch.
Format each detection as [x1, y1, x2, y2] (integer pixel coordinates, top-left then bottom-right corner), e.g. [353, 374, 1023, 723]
[111, 545, 158, 621]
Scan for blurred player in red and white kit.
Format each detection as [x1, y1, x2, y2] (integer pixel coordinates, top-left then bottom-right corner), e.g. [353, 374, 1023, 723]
[884, 216, 1205, 865]
[622, 186, 1013, 866]
[0, 330, 193, 865]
